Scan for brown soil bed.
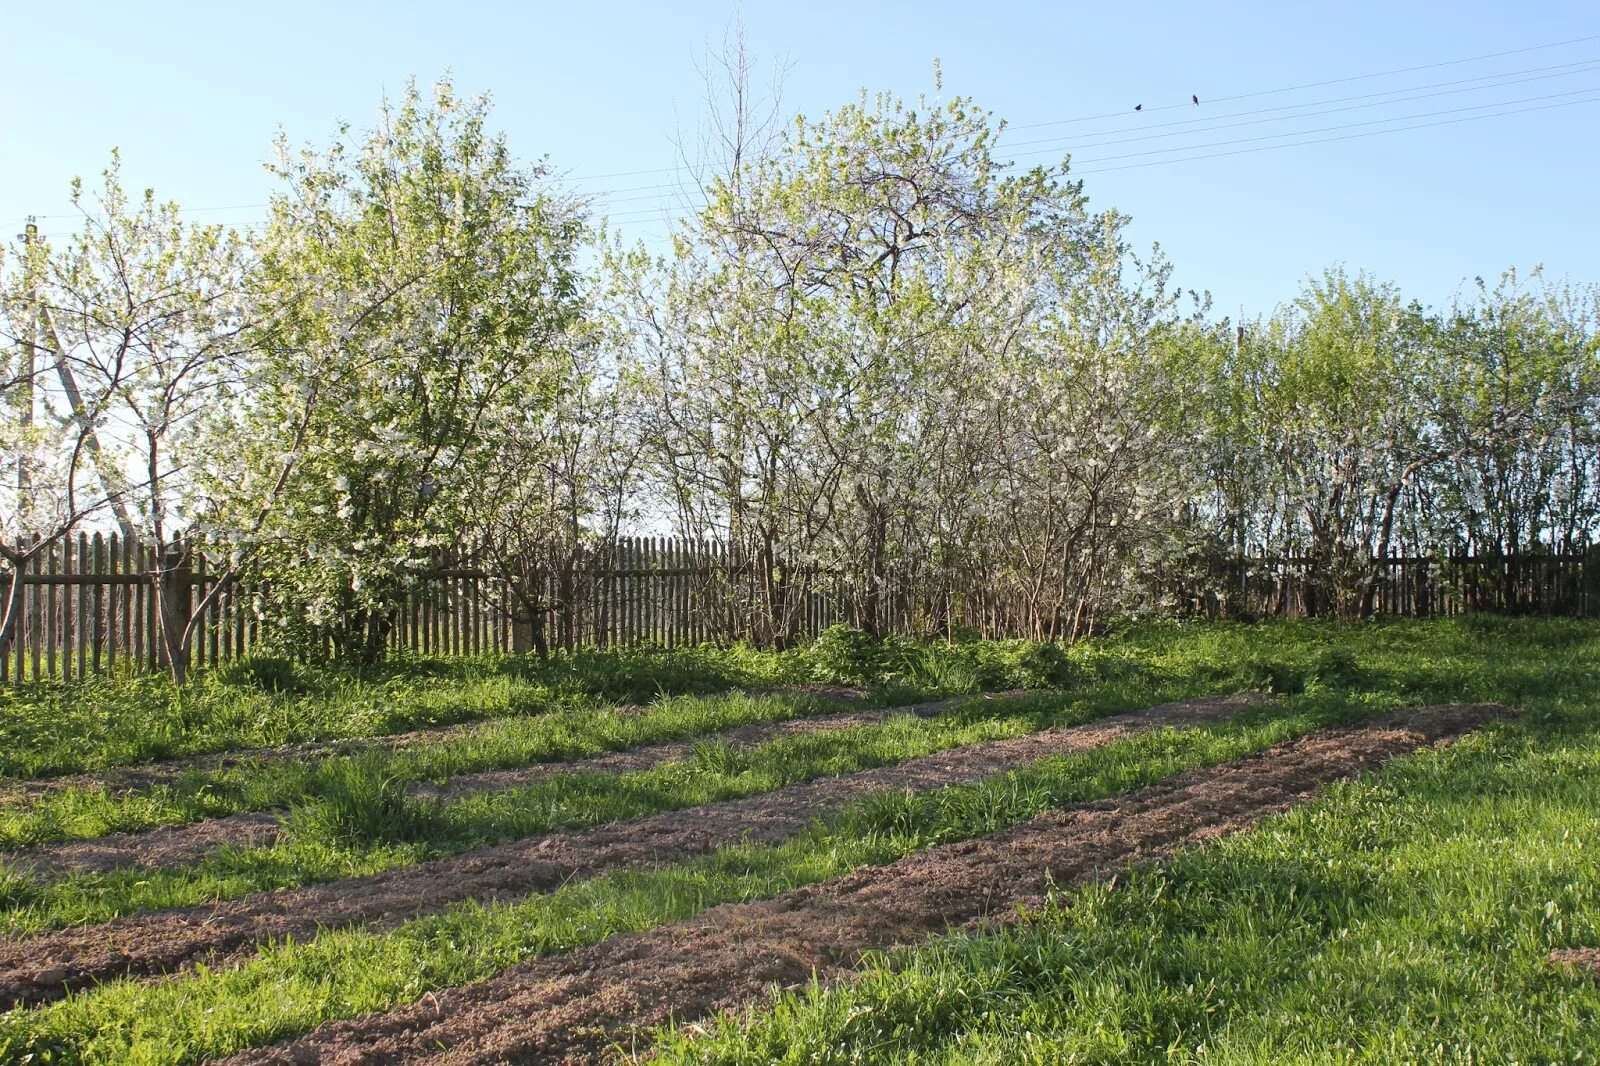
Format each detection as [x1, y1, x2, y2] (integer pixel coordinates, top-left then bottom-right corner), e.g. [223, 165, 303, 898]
[1548, 948, 1600, 976]
[0, 685, 865, 808]
[0, 691, 1261, 1010]
[222, 701, 1510, 1066]
[2, 691, 995, 881]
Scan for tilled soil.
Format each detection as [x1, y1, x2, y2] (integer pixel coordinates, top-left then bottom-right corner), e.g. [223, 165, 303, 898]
[0, 685, 865, 807]
[1548, 948, 1600, 975]
[222, 701, 1510, 1066]
[410, 689, 1001, 801]
[2, 691, 997, 881]
[0, 691, 1261, 1010]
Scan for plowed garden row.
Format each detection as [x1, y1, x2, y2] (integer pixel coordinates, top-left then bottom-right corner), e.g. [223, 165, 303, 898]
[3, 619, 1591, 1065]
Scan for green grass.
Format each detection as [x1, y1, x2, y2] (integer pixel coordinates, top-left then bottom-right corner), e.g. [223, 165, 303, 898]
[648, 618, 1600, 1064]
[0, 627, 1287, 851]
[0, 694, 1349, 1064]
[0, 685, 1201, 933]
[0, 625, 1306, 784]
[0, 644, 796, 781]
[0, 690, 852, 847]
[4, 617, 1594, 1064]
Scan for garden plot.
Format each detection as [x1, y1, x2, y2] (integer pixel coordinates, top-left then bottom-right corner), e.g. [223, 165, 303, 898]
[0, 688, 888, 856]
[0, 684, 865, 809]
[223, 703, 1508, 1066]
[0, 691, 1261, 1008]
[4, 689, 981, 881]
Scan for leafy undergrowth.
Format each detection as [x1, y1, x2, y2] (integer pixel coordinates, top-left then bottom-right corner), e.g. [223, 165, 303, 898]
[651, 618, 1600, 1064]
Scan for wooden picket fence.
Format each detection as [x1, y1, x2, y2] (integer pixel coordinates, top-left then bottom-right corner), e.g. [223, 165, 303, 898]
[0, 532, 248, 684]
[0, 533, 850, 683]
[3, 534, 1597, 684]
[1182, 548, 1600, 620]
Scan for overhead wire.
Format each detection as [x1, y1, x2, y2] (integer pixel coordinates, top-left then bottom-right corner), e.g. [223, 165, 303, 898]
[586, 59, 1600, 216]
[17, 32, 1600, 235]
[599, 91, 1600, 228]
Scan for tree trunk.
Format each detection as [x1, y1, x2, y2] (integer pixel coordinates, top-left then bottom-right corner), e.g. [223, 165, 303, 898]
[155, 546, 193, 684]
[0, 563, 24, 669]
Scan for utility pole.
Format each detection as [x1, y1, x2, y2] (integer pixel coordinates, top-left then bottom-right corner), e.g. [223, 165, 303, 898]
[37, 304, 138, 539]
[17, 218, 37, 504]
[1234, 304, 1247, 612]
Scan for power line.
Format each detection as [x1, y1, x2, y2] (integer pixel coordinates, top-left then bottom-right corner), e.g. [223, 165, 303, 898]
[1010, 30, 1600, 128]
[597, 92, 1600, 229]
[999, 59, 1600, 154]
[563, 31, 1600, 181]
[562, 53, 1600, 205]
[1048, 84, 1600, 166]
[565, 53, 1600, 201]
[1073, 91, 1600, 175]
[20, 32, 1600, 233]
[589, 58, 1600, 211]
[595, 82, 1600, 221]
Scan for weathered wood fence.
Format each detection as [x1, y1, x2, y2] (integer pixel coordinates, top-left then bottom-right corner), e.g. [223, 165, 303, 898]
[0, 534, 850, 683]
[1183, 548, 1600, 620]
[2, 535, 1596, 683]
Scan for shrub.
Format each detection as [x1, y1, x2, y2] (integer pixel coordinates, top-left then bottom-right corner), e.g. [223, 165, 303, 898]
[802, 625, 888, 686]
[211, 655, 302, 694]
[974, 640, 1080, 690]
[1309, 645, 1363, 687]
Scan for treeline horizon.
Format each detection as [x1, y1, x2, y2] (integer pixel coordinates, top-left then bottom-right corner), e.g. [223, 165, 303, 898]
[2, 74, 1596, 674]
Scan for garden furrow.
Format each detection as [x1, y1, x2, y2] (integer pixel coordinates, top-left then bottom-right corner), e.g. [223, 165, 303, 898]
[0, 718, 560, 807]
[0, 685, 866, 806]
[0, 691, 1262, 1010]
[222, 701, 1511, 1066]
[1548, 948, 1600, 977]
[2, 691, 990, 881]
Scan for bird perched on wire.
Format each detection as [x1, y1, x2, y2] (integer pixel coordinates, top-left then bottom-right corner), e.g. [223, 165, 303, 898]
[1192, 94, 1200, 105]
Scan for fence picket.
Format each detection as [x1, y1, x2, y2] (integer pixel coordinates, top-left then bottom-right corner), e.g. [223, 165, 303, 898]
[3, 533, 1595, 683]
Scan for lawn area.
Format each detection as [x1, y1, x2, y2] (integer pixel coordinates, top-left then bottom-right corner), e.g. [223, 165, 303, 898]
[653, 617, 1600, 1064]
[0, 616, 1594, 1064]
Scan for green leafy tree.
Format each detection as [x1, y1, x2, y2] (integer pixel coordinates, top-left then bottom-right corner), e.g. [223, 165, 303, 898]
[0, 157, 261, 680]
[236, 79, 585, 664]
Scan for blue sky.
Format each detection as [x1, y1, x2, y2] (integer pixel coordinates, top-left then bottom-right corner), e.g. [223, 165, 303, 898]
[3, 1, 1597, 316]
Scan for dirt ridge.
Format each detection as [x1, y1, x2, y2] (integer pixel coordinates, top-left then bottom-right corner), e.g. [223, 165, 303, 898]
[0, 691, 1261, 1010]
[221, 702, 1510, 1066]
[1, 691, 974, 882]
[0, 685, 864, 806]
[1548, 948, 1600, 976]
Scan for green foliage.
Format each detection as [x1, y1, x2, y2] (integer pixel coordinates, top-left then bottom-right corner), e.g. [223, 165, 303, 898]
[801, 625, 888, 686]
[960, 640, 1080, 690]
[1309, 643, 1363, 688]
[234, 77, 587, 664]
[798, 627, 1085, 694]
[210, 655, 302, 695]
